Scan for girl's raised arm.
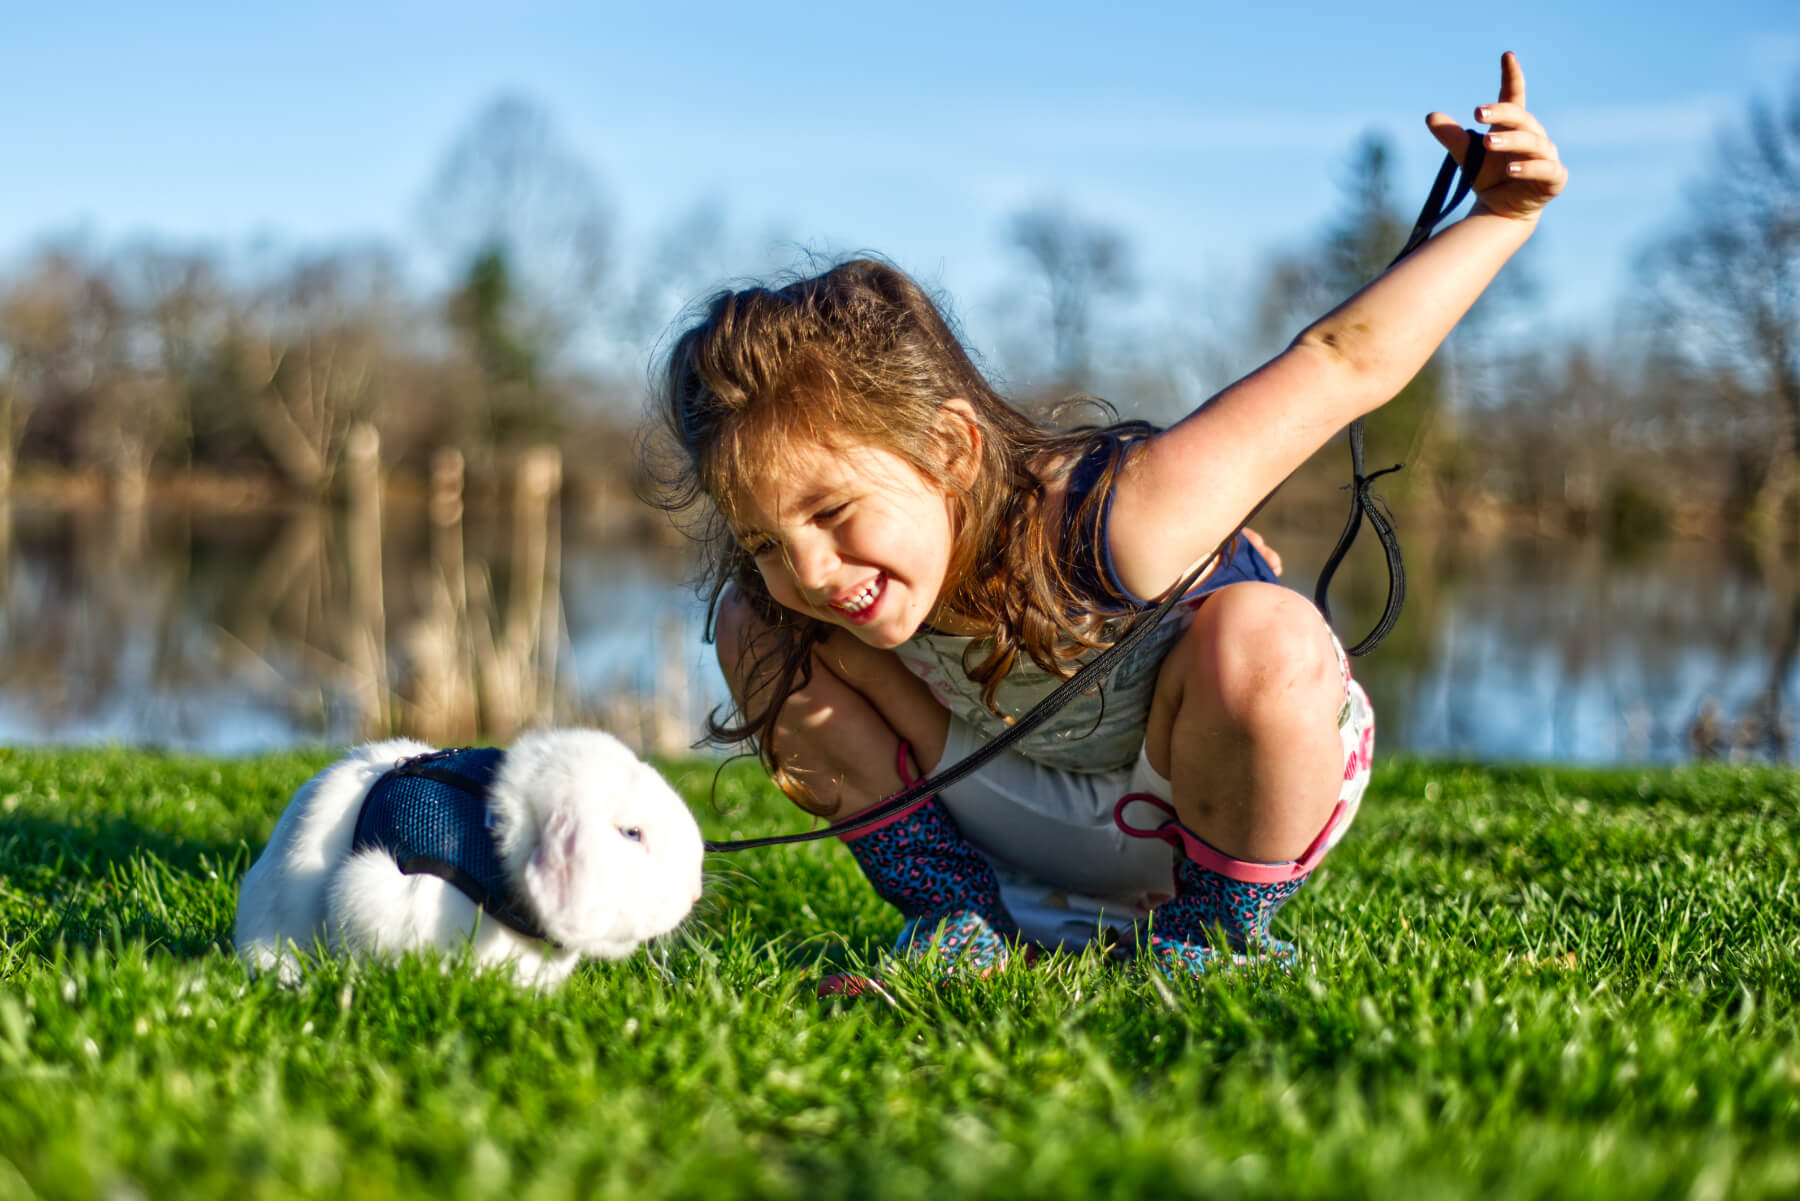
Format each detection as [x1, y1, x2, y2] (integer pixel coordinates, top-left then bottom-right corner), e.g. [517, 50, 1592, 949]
[1103, 52, 1566, 602]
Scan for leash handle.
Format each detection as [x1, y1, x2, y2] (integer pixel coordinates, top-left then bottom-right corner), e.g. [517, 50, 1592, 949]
[1314, 134, 1485, 656]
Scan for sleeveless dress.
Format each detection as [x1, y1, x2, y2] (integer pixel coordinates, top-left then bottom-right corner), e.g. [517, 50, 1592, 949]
[890, 432, 1374, 949]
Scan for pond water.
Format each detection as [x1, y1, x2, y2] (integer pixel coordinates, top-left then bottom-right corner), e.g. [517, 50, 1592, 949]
[0, 502, 1791, 764]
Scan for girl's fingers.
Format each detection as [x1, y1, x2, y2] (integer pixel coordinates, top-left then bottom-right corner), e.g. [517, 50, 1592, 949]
[1429, 52, 1564, 214]
[1473, 102, 1546, 136]
[1485, 129, 1557, 159]
[1497, 50, 1526, 109]
[1502, 158, 1568, 187]
[1425, 111, 1472, 161]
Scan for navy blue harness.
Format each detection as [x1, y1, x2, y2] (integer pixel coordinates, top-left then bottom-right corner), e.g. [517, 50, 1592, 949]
[350, 746, 556, 944]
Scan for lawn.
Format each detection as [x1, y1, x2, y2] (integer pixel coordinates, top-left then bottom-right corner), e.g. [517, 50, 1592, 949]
[0, 746, 1795, 1200]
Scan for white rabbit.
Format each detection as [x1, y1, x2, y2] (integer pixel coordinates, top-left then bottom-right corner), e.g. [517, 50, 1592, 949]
[235, 729, 705, 990]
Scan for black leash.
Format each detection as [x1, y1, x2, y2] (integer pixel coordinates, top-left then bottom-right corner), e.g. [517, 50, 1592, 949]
[1314, 136, 1486, 653]
[704, 133, 1486, 855]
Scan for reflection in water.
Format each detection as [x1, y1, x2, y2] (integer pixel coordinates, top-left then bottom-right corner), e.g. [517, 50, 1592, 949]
[0, 504, 1791, 764]
[0, 506, 329, 751]
[1333, 535, 1796, 762]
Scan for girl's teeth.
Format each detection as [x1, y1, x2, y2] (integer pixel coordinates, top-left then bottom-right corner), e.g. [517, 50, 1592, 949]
[835, 579, 879, 614]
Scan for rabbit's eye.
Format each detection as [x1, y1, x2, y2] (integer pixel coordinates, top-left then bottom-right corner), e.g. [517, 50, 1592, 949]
[618, 825, 644, 843]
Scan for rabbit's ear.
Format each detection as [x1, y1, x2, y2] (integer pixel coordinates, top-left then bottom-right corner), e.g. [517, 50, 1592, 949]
[524, 807, 581, 918]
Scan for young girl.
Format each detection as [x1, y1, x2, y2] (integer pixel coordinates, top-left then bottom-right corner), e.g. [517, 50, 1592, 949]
[647, 53, 1565, 980]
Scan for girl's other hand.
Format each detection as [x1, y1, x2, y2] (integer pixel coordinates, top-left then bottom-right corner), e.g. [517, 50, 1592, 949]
[1240, 527, 1282, 576]
[1425, 51, 1567, 223]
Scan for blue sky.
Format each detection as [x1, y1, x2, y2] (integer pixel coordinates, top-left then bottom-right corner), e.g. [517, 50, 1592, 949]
[4, 1, 1797, 372]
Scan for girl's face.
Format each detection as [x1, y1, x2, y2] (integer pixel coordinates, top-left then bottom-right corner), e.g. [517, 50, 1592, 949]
[731, 435, 962, 649]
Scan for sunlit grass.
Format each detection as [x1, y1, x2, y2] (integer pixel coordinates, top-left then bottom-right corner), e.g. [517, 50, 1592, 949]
[0, 746, 1796, 1200]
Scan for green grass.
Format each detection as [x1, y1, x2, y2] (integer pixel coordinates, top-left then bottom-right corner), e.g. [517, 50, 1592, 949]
[0, 747, 1796, 1200]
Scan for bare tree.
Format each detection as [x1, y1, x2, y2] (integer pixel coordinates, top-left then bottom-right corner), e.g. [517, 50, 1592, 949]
[1005, 199, 1136, 393]
[420, 94, 612, 355]
[67, 242, 237, 506]
[234, 246, 401, 495]
[0, 246, 129, 495]
[112, 243, 228, 468]
[1638, 69, 1800, 535]
[621, 197, 732, 351]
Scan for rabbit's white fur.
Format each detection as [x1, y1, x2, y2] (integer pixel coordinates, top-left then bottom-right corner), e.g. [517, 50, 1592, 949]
[235, 730, 704, 990]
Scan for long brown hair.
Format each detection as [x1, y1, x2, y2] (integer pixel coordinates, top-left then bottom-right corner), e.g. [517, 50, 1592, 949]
[642, 258, 1145, 800]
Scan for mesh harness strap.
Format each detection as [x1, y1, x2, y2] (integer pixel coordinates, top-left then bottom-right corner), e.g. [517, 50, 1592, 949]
[351, 746, 561, 945]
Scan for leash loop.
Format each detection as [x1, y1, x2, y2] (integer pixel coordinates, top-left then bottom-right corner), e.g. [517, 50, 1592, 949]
[1313, 133, 1484, 655]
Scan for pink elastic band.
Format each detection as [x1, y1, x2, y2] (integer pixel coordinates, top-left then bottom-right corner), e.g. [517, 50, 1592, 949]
[1113, 793, 1349, 884]
[837, 741, 931, 843]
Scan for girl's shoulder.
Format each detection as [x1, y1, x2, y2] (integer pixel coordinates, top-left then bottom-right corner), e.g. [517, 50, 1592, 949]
[1036, 422, 1158, 607]
[1033, 422, 1154, 537]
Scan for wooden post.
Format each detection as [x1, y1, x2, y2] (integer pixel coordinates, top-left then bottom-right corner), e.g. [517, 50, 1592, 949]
[430, 447, 469, 618]
[345, 422, 390, 736]
[412, 446, 477, 743]
[510, 446, 563, 727]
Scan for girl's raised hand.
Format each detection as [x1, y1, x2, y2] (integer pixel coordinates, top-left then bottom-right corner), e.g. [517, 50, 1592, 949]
[1425, 51, 1567, 222]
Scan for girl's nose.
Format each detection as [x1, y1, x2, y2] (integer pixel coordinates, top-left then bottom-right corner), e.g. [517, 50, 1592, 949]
[786, 536, 839, 594]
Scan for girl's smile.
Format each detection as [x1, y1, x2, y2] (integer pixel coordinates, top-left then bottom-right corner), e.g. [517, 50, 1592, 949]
[733, 439, 960, 649]
[828, 572, 885, 621]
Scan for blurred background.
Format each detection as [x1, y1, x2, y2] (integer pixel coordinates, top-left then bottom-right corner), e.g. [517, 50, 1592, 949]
[0, 1, 1795, 763]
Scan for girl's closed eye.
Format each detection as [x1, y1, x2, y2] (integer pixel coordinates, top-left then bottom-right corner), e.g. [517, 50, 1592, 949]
[737, 529, 779, 558]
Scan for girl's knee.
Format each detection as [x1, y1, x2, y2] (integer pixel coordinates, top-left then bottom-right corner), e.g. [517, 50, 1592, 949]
[1176, 583, 1341, 725]
[713, 586, 769, 701]
[714, 585, 951, 784]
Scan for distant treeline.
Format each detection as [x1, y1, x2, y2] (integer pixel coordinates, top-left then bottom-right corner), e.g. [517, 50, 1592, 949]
[0, 77, 1794, 551]
[0, 235, 653, 523]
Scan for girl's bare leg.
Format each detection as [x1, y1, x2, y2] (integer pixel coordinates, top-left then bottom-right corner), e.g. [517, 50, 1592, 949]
[717, 590, 1014, 979]
[1142, 581, 1347, 863]
[714, 589, 950, 817]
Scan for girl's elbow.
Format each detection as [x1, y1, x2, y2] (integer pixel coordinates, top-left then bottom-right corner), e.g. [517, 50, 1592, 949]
[1291, 321, 1390, 376]
[1287, 330, 1394, 418]
[1293, 323, 1354, 362]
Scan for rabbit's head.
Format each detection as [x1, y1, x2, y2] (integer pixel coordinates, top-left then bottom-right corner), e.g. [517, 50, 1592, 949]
[490, 729, 704, 958]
